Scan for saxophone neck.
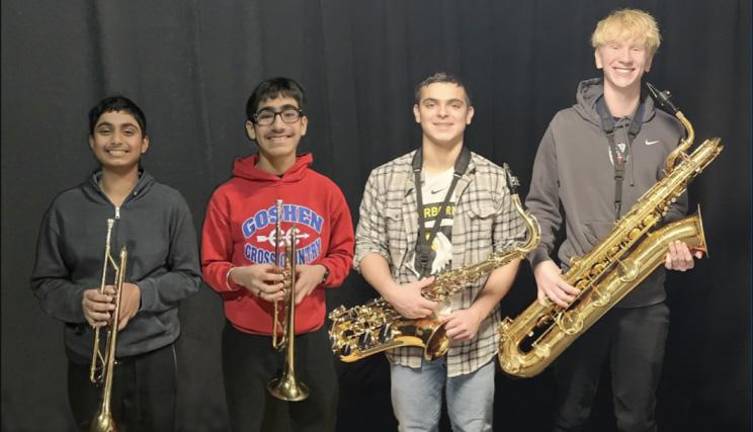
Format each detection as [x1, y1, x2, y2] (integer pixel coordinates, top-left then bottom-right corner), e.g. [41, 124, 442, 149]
[645, 82, 696, 174]
[664, 110, 695, 174]
[511, 194, 541, 254]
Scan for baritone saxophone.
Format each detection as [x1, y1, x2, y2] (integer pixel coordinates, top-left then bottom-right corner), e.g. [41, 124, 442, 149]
[497, 83, 723, 378]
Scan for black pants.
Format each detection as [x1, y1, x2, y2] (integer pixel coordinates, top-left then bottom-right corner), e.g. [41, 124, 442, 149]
[222, 322, 338, 432]
[552, 303, 670, 432]
[68, 343, 177, 432]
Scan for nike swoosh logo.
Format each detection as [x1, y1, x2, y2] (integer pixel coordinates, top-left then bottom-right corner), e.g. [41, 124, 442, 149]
[645, 139, 660, 146]
[430, 189, 446, 194]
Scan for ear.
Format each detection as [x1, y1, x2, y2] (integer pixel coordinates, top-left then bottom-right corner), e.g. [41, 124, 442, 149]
[644, 54, 654, 73]
[88, 135, 95, 151]
[594, 49, 603, 70]
[300, 115, 308, 137]
[245, 120, 257, 141]
[413, 104, 421, 123]
[140, 135, 150, 154]
[465, 106, 475, 125]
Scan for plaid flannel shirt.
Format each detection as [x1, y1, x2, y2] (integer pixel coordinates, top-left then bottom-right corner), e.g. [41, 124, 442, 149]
[354, 149, 527, 377]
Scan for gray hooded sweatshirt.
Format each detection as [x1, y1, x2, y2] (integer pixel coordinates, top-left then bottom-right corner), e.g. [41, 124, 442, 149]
[31, 170, 201, 362]
[526, 78, 687, 307]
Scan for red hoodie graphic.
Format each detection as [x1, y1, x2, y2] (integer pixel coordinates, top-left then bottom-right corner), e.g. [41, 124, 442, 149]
[202, 153, 354, 335]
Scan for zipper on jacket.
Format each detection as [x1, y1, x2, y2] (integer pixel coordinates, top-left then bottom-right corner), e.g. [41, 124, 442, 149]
[115, 206, 120, 219]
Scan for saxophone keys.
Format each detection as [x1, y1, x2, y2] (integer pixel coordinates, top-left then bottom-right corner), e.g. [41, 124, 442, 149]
[379, 324, 393, 343]
[358, 331, 373, 348]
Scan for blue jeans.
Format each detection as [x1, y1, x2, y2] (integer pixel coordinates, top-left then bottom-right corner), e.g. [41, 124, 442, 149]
[390, 358, 495, 432]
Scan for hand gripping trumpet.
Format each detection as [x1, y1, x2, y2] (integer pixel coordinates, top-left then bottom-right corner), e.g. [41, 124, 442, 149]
[267, 199, 310, 401]
[88, 218, 127, 432]
[497, 83, 723, 378]
[329, 165, 540, 363]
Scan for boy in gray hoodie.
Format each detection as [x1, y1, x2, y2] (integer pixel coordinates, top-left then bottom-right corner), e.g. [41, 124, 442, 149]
[31, 96, 201, 431]
[526, 9, 702, 432]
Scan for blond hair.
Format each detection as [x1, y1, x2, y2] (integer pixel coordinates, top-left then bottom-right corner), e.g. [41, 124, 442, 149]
[591, 9, 661, 55]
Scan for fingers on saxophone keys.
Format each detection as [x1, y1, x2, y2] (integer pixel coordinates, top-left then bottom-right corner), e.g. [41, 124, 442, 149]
[548, 286, 574, 308]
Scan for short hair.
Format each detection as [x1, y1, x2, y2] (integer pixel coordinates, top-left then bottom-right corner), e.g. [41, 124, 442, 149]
[591, 9, 661, 55]
[414, 72, 472, 105]
[88, 95, 147, 136]
[246, 77, 306, 120]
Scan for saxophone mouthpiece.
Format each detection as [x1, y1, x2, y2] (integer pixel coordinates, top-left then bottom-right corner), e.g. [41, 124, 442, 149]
[503, 163, 520, 195]
[646, 82, 680, 114]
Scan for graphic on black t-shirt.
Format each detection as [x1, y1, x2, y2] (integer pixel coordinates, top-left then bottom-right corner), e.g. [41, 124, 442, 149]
[411, 169, 455, 276]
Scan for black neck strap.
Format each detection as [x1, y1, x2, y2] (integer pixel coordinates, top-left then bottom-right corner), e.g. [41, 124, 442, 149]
[595, 94, 645, 219]
[411, 146, 470, 276]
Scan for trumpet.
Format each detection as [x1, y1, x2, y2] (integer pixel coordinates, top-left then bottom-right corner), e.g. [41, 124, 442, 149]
[88, 218, 128, 432]
[267, 200, 309, 401]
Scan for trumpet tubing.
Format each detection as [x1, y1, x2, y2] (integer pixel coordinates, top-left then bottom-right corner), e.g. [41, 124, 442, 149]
[89, 218, 127, 432]
[267, 199, 309, 401]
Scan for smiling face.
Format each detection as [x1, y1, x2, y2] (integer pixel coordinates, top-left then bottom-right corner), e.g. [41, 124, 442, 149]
[88, 110, 149, 173]
[595, 38, 653, 94]
[246, 96, 308, 167]
[413, 82, 474, 149]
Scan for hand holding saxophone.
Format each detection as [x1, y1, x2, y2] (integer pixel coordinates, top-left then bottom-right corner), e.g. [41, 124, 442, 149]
[383, 277, 438, 319]
[533, 260, 580, 307]
[229, 264, 287, 302]
[442, 308, 483, 341]
[665, 240, 703, 271]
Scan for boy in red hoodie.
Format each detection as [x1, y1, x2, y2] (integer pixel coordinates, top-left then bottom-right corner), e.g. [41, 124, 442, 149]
[201, 77, 354, 432]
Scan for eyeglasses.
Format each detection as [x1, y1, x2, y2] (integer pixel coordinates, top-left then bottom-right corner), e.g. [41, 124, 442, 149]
[252, 108, 303, 126]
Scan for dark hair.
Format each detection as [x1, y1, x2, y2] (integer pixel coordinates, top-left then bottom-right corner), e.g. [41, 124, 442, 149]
[246, 77, 306, 120]
[88, 95, 147, 136]
[414, 72, 472, 105]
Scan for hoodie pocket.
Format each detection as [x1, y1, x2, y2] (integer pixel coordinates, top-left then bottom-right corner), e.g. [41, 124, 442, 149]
[583, 221, 617, 250]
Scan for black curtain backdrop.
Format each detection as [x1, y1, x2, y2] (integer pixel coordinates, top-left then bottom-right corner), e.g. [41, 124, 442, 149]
[2, 1, 750, 431]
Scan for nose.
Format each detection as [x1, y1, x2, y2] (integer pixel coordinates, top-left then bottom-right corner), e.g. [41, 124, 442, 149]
[111, 131, 125, 145]
[617, 47, 632, 63]
[437, 104, 449, 117]
[271, 112, 286, 129]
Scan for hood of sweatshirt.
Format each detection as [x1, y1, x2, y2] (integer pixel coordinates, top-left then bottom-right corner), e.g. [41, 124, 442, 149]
[232, 153, 313, 184]
[572, 77, 657, 127]
[82, 169, 156, 204]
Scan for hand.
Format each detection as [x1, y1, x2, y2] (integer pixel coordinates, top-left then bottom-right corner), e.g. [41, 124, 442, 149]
[384, 277, 438, 319]
[665, 240, 703, 271]
[82, 286, 116, 328]
[293, 264, 327, 305]
[229, 264, 286, 302]
[442, 308, 483, 342]
[533, 260, 579, 307]
[117, 283, 141, 330]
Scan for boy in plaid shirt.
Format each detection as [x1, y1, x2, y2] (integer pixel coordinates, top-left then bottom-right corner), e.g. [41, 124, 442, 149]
[354, 72, 527, 431]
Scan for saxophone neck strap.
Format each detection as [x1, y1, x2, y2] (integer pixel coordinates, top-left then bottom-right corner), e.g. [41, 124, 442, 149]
[596, 94, 645, 219]
[411, 146, 470, 277]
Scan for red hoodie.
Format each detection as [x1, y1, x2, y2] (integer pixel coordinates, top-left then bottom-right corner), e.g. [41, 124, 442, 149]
[201, 153, 354, 335]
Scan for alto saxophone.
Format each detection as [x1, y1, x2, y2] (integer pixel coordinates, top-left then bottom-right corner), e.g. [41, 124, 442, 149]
[329, 165, 540, 362]
[497, 83, 723, 378]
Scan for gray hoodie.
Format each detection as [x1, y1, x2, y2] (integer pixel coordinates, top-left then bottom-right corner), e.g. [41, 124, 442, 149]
[526, 78, 687, 307]
[31, 171, 201, 362]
